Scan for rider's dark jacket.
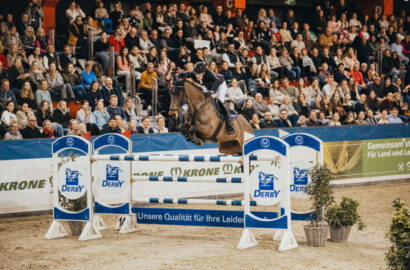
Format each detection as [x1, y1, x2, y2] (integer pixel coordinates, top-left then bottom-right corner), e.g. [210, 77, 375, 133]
[185, 70, 224, 92]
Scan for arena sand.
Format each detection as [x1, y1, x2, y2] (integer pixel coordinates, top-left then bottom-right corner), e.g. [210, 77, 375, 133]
[1, 182, 409, 270]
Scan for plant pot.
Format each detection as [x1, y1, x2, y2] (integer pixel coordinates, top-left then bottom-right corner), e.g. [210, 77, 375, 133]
[68, 221, 85, 236]
[329, 225, 352, 243]
[304, 224, 329, 247]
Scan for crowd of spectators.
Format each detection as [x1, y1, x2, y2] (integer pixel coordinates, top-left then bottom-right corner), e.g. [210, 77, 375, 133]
[0, 0, 409, 141]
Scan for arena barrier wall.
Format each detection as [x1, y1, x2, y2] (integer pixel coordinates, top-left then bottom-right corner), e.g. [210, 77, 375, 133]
[1, 124, 409, 216]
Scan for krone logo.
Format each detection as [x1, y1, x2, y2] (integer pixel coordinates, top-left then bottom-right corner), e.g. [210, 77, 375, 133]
[295, 135, 304, 145]
[170, 167, 182, 176]
[222, 163, 233, 174]
[66, 137, 74, 147]
[261, 138, 270, 148]
[108, 135, 115, 144]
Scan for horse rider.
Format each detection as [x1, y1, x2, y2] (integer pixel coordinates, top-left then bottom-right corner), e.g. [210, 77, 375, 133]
[186, 62, 235, 135]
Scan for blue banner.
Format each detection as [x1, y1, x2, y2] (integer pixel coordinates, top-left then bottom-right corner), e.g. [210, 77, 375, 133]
[0, 123, 408, 160]
[132, 207, 279, 228]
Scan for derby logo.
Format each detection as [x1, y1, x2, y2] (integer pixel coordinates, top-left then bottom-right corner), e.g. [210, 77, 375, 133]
[61, 168, 84, 193]
[261, 138, 270, 148]
[107, 135, 116, 144]
[293, 167, 308, 185]
[253, 171, 280, 198]
[295, 135, 304, 145]
[102, 164, 124, 188]
[66, 137, 74, 147]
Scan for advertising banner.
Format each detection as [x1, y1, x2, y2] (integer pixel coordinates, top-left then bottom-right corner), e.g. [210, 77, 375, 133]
[324, 138, 410, 179]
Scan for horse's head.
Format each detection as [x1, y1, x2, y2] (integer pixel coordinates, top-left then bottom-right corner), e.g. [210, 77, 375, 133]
[169, 79, 186, 118]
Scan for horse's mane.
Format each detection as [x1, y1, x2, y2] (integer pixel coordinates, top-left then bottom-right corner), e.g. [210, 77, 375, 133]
[185, 78, 203, 92]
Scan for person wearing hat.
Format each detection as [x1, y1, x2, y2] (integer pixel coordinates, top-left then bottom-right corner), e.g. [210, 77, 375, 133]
[185, 62, 234, 134]
[391, 34, 409, 66]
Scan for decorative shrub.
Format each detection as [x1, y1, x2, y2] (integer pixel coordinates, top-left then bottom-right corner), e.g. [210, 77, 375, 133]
[326, 197, 365, 230]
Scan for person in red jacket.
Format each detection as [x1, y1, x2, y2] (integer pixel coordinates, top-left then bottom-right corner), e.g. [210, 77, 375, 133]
[349, 63, 366, 91]
[108, 28, 125, 54]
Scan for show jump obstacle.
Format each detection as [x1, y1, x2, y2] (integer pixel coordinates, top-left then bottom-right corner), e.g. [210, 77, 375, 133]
[46, 133, 323, 251]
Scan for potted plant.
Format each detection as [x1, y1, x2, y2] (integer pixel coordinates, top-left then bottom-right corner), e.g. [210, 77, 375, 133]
[326, 197, 365, 242]
[304, 164, 334, 247]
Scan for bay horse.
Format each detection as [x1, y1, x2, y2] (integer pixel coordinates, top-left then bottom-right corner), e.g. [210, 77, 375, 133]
[169, 79, 253, 155]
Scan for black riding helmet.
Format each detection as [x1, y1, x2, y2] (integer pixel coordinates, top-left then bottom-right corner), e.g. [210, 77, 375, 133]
[193, 62, 207, 74]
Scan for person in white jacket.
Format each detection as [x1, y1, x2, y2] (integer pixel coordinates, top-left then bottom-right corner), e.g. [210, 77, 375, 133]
[66, 1, 86, 24]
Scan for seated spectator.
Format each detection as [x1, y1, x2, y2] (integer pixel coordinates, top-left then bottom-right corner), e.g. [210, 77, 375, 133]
[16, 102, 33, 130]
[68, 16, 88, 58]
[329, 112, 342, 126]
[347, 77, 360, 101]
[0, 79, 17, 111]
[344, 47, 358, 71]
[21, 26, 36, 56]
[275, 108, 292, 127]
[35, 80, 52, 106]
[7, 44, 28, 70]
[380, 77, 398, 98]
[95, 1, 112, 34]
[122, 97, 136, 122]
[138, 62, 157, 110]
[0, 46, 8, 70]
[260, 111, 278, 128]
[295, 114, 307, 127]
[306, 110, 320, 126]
[252, 93, 269, 117]
[29, 60, 45, 90]
[92, 100, 110, 130]
[59, 44, 82, 71]
[52, 100, 71, 131]
[240, 98, 255, 121]
[227, 78, 247, 110]
[63, 63, 86, 100]
[318, 111, 330, 126]
[35, 28, 50, 54]
[3, 26, 22, 51]
[108, 28, 125, 54]
[377, 109, 389, 124]
[137, 116, 154, 134]
[102, 77, 123, 107]
[9, 58, 30, 91]
[3, 120, 22, 140]
[81, 62, 98, 90]
[42, 119, 54, 138]
[280, 95, 299, 125]
[320, 96, 332, 119]
[43, 45, 61, 71]
[85, 80, 103, 110]
[153, 115, 168, 134]
[28, 47, 44, 70]
[366, 90, 380, 114]
[269, 79, 285, 105]
[300, 48, 316, 78]
[67, 119, 79, 135]
[1, 101, 17, 127]
[76, 100, 99, 135]
[116, 46, 133, 91]
[391, 34, 409, 65]
[19, 81, 35, 109]
[279, 48, 300, 80]
[356, 111, 368, 125]
[128, 118, 138, 135]
[147, 47, 159, 68]
[294, 93, 309, 117]
[21, 115, 44, 138]
[280, 77, 298, 103]
[267, 96, 280, 117]
[35, 100, 64, 137]
[46, 62, 75, 100]
[367, 63, 379, 83]
[128, 46, 144, 77]
[250, 113, 261, 129]
[106, 94, 126, 119]
[139, 30, 154, 54]
[65, 1, 86, 25]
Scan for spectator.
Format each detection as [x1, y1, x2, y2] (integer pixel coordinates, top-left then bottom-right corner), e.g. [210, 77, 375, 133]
[68, 16, 88, 59]
[294, 92, 309, 117]
[67, 119, 79, 135]
[43, 45, 61, 71]
[86, 81, 103, 110]
[95, 1, 111, 34]
[329, 111, 342, 126]
[240, 98, 255, 121]
[19, 81, 35, 109]
[16, 102, 33, 130]
[222, 43, 240, 69]
[4, 120, 23, 140]
[227, 78, 247, 110]
[9, 58, 30, 91]
[252, 93, 270, 117]
[52, 100, 71, 131]
[65, 1, 86, 24]
[0, 79, 17, 109]
[21, 115, 43, 138]
[109, 2, 124, 30]
[35, 79, 52, 106]
[29, 60, 45, 89]
[260, 111, 277, 128]
[81, 62, 97, 90]
[63, 63, 86, 100]
[21, 26, 36, 56]
[26, 0, 44, 31]
[280, 77, 298, 103]
[106, 94, 126, 119]
[280, 95, 299, 125]
[59, 45, 81, 71]
[35, 28, 50, 54]
[3, 26, 22, 51]
[116, 46, 132, 91]
[108, 28, 125, 54]
[76, 100, 99, 135]
[118, 18, 131, 38]
[102, 77, 123, 107]
[279, 49, 300, 80]
[46, 62, 75, 100]
[92, 100, 110, 130]
[275, 108, 292, 127]
[122, 97, 136, 122]
[306, 110, 320, 126]
[1, 101, 17, 127]
[391, 34, 409, 65]
[138, 62, 157, 110]
[153, 115, 168, 133]
[42, 119, 54, 138]
[356, 111, 368, 125]
[366, 90, 380, 113]
[250, 113, 261, 129]
[377, 109, 389, 124]
[28, 47, 44, 69]
[137, 115, 154, 134]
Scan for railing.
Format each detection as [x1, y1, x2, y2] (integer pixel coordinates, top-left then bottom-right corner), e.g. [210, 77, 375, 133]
[151, 77, 158, 116]
[109, 45, 115, 77]
[88, 30, 94, 60]
[49, 28, 55, 46]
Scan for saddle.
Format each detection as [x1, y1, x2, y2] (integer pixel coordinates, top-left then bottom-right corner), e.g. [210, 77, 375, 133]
[212, 99, 238, 121]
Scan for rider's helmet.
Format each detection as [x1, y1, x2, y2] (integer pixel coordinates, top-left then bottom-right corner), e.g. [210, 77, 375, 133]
[193, 62, 207, 74]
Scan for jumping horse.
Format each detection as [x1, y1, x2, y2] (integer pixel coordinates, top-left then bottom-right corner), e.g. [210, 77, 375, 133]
[169, 78, 254, 155]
